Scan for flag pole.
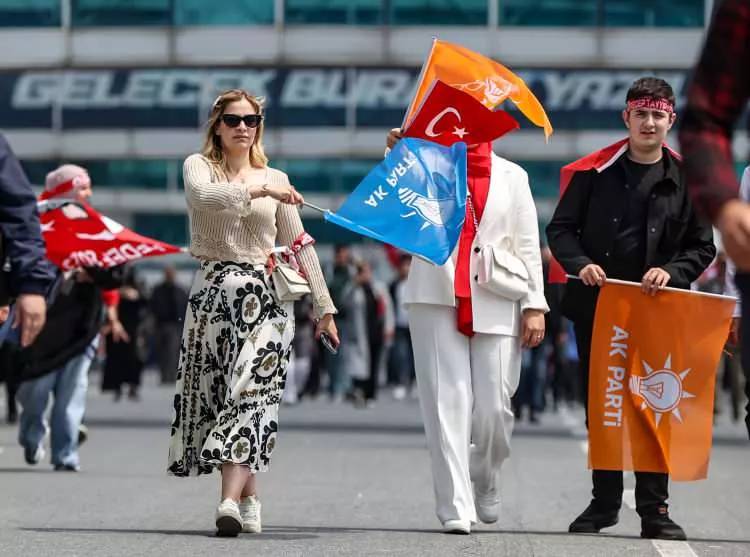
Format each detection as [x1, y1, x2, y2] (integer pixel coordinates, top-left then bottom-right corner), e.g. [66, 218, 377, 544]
[401, 37, 438, 130]
[565, 274, 737, 301]
[302, 201, 329, 215]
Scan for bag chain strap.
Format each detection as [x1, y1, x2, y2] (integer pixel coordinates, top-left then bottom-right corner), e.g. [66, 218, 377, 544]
[466, 194, 480, 234]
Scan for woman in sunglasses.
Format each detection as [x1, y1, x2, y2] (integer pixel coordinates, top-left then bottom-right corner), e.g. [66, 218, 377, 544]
[167, 89, 339, 536]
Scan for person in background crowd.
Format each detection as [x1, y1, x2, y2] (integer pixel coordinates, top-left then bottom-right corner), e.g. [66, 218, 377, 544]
[513, 246, 555, 425]
[149, 266, 188, 385]
[513, 344, 544, 424]
[282, 296, 315, 405]
[13, 164, 127, 472]
[167, 89, 338, 537]
[540, 244, 566, 413]
[102, 266, 148, 401]
[547, 77, 715, 540]
[388, 254, 416, 400]
[325, 244, 355, 402]
[679, 0, 750, 439]
[347, 260, 393, 407]
[558, 319, 581, 407]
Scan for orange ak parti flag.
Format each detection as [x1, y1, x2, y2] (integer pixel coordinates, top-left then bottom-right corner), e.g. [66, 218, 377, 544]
[403, 39, 553, 139]
[588, 280, 735, 481]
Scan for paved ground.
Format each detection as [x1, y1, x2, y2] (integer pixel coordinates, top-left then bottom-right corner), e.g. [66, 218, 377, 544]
[0, 373, 748, 557]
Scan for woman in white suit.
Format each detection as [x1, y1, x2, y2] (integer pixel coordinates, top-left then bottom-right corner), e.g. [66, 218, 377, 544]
[387, 130, 548, 534]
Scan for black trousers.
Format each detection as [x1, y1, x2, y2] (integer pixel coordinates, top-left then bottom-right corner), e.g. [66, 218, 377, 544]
[733, 273, 750, 439]
[574, 315, 669, 516]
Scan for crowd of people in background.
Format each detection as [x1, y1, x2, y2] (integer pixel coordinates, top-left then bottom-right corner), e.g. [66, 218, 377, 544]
[2, 241, 746, 427]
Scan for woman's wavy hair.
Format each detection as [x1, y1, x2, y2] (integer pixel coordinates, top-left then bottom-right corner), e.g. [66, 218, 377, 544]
[201, 89, 268, 172]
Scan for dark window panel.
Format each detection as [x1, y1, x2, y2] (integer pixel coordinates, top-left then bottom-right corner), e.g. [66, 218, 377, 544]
[390, 0, 487, 25]
[285, 0, 383, 25]
[0, 0, 61, 27]
[71, 0, 171, 26]
[133, 213, 189, 246]
[174, 0, 273, 25]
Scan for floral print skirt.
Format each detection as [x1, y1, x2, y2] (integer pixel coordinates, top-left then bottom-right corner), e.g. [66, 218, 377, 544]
[167, 260, 294, 477]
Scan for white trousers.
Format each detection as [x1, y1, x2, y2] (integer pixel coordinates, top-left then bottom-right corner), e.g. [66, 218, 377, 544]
[408, 303, 522, 524]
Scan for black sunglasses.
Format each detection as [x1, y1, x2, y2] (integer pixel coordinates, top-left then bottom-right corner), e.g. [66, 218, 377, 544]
[221, 113, 263, 128]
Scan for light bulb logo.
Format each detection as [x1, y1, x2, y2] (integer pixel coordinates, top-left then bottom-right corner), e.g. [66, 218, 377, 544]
[629, 354, 696, 427]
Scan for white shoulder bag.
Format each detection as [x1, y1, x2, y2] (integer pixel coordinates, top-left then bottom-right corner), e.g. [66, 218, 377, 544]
[468, 194, 530, 302]
[269, 232, 314, 302]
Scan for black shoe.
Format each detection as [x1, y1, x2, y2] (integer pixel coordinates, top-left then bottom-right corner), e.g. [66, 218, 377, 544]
[54, 463, 81, 472]
[641, 509, 686, 540]
[24, 445, 44, 466]
[77, 425, 89, 446]
[569, 502, 620, 533]
[55, 464, 81, 472]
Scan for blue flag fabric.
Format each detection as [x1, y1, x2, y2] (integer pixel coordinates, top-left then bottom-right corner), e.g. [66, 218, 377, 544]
[324, 138, 468, 265]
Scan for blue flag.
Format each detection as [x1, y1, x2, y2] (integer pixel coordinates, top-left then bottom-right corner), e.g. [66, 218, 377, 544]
[324, 138, 468, 265]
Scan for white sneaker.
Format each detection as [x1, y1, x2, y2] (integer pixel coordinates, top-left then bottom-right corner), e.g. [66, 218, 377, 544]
[474, 488, 500, 524]
[392, 386, 407, 400]
[442, 519, 471, 535]
[215, 498, 242, 537]
[239, 495, 262, 533]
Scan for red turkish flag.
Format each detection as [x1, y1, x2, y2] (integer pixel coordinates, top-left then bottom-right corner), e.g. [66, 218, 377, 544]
[403, 80, 519, 147]
[39, 201, 182, 271]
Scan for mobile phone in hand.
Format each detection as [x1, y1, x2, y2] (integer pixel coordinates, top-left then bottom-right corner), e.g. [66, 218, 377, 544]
[320, 333, 338, 355]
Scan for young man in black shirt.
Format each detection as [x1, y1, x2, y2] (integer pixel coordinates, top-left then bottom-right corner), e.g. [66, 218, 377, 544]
[546, 78, 716, 540]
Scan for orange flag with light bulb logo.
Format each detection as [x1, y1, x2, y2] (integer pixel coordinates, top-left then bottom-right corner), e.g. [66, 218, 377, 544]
[587, 280, 734, 481]
[403, 39, 553, 139]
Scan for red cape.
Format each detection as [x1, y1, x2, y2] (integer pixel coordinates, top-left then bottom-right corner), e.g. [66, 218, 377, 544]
[548, 139, 681, 283]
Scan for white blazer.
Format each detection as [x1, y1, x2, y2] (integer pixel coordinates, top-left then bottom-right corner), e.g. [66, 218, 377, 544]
[404, 153, 549, 336]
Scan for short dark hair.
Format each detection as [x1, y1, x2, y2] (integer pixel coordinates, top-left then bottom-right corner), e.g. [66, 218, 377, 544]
[626, 77, 676, 106]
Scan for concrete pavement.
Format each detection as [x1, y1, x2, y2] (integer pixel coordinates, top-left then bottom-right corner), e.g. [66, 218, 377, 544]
[0, 374, 748, 557]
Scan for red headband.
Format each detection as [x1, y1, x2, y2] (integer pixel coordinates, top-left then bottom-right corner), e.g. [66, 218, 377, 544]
[627, 97, 674, 114]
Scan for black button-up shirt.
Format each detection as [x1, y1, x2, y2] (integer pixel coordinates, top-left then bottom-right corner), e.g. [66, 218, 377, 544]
[609, 157, 664, 281]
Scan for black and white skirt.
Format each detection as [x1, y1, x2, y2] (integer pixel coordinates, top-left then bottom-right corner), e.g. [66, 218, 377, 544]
[167, 260, 294, 477]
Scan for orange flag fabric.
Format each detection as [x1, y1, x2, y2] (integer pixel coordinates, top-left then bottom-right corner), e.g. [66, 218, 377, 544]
[404, 39, 553, 139]
[588, 280, 734, 481]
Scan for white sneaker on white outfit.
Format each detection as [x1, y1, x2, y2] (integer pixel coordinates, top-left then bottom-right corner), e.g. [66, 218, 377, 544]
[239, 495, 262, 533]
[215, 498, 242, 537]
[474, 490, 500, 524]
[442, 519, 471, 534]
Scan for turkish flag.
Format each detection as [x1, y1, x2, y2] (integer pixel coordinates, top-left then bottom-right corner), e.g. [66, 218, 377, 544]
[403, 80, 519, 147]
[39, 201, 182, 271]
[588, 280, 733, 480]
[405, 39, 552, 139]
[548, 139, 681, 283]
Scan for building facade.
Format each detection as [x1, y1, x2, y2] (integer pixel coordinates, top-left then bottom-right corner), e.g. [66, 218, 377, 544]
[1, 0, 738, 251]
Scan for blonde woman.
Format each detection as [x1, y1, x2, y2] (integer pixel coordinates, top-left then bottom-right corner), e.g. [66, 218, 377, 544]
[167, 89, 339, 536]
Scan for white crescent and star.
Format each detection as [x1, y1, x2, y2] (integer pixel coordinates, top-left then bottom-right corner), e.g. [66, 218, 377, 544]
[425, 107, 469, 139]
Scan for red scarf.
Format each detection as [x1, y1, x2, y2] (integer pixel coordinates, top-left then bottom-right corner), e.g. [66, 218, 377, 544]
[455, 142, 492, 337]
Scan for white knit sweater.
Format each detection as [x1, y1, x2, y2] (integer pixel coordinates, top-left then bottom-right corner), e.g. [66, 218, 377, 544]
[183, 153, 336, 318]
